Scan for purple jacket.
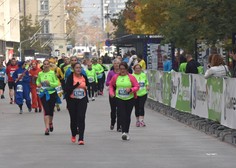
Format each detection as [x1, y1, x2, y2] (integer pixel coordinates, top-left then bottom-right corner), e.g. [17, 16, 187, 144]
[106, 70, 117, 86]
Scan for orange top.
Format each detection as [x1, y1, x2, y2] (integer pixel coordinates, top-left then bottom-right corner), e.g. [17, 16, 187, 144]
[70, 74, 87, 99]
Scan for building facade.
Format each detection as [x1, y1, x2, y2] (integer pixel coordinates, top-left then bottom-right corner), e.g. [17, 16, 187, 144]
[0, 0, 20, 61]
[101, 0, 126, 31]
[19, 0, 67, 56]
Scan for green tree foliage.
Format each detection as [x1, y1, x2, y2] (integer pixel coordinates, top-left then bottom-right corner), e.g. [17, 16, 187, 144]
[112, 0, 236, 52]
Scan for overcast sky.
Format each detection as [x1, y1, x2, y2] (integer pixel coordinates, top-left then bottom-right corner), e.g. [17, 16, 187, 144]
[81, 0, 101, 21]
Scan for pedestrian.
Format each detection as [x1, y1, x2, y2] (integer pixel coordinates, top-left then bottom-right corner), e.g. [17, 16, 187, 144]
[12, 61, 31, 114]
[204, 54, 230, 79]
[92, 58, 104, 96]
[29, 60, 42, 112]
[109, 62, 139, 141]
[106, 58, 121, 131]
[6, 58, 18, 104]
[36, 60, 60, 135]
[86, 62, 97, 101]
[0, 61, 7, 99]
[133, 64, 149, 127]
[65, 63, 89, 145]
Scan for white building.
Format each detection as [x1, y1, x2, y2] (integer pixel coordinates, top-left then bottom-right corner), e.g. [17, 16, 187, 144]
[19, 0, 67, 56]
[101, 0, 127, 31]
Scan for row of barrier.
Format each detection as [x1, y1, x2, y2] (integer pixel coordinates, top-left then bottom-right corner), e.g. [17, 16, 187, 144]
[146, 70, 236, 129]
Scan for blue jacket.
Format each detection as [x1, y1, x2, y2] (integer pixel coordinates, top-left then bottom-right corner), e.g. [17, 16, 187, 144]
[163, 60, 172, 72]
[0, 67, 6, 81]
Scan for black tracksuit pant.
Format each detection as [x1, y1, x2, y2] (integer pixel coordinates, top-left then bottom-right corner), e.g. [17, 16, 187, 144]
[67, 97, 87, 140]
[116, 98, 135, 133]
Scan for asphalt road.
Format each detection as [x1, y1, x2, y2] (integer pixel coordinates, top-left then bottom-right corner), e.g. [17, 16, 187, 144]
[0, 88, 236, 168]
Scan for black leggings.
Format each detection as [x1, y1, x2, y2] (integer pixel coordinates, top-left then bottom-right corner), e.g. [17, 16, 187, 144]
[67, 97, 87, 140]
[41, 92, 57, 117]
[135, 94, 147, 117]
[87, 82, 96, 98]
[116, 98, 134, 133]
[109, 96, 121, 130]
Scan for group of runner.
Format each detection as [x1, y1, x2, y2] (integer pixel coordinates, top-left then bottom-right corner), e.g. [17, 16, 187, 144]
[0, 53, 149, 143]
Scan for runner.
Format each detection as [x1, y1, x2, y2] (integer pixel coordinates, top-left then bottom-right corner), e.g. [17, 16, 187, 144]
[98, 58, 108, 95]
[6, 58, 18, 104]
[0, 61, 7, 99]
[65, 63, 89, 145]
[133, 64, 149, 127]
[12, 61, 31, 114]
[109, 62, 139, 140]
[106, 58, 121, 131]
[29, 60, 42, 112]
[86, 62, 97, 101]
[36, 60, 59, 135]
[92, 58, 104, 96]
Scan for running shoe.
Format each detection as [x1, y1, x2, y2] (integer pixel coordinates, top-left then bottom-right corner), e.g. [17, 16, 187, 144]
[28, 108, 32, 112]
[10, 100, 13, 104]
[92, 97, 95, 101]
[78, 140, 84, 145]
[39, 109, 42, 113]
[35, 108, 38, 113]
[121, 133, 130, 141]
[1, 95, 5, 99]
[136, 121, 140, 127]
[140, 121, 146, 127]
[110, 125, 114, 130]
[49, 123, 53, 132]
[19, 110, 23, 114]
[71, 136, 76, 143]
[45, 128, 50, 135]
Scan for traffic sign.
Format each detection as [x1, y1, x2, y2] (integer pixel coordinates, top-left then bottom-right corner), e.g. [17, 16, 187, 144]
[105, 39, 111, 47]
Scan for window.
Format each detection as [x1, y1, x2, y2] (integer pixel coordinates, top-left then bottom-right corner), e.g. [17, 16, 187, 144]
[41, 20, 49, 34]
[40, 0, 49, 11]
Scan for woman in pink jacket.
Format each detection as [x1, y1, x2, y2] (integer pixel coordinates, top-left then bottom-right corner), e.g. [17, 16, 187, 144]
[109, 62, 139, 141]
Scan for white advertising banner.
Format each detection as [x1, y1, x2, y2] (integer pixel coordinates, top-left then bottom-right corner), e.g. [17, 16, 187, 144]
[191, 74, 208, 118]
[170, 71, 180, 108]
[156, 71, 163, 103]
[221, 78, 236, 129]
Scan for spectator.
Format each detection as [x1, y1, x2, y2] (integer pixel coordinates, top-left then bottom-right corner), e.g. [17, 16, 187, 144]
[163, 55, 172, 72]
[185, 54, 200, 74]
[204, 54, 230, 79]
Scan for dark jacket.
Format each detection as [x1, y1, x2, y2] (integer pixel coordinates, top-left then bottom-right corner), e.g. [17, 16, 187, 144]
[64, 73, 89, 103]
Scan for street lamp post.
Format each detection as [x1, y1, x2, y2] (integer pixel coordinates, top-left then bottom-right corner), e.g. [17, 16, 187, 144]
[19, 38, 31, 61]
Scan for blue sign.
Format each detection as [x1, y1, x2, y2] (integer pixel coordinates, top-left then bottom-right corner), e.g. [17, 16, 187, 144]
[105, 39, 111, 47]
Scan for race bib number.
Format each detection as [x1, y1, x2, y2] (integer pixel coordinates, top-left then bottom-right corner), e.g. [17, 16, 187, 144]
[0, 72, 4, 78]
[10, 71, 14, 77]
[55, 86, 63, 94]
[31, 76, 37, 84]
[88, 77, 94, 83]
[97, 73, 103, 79]
[41, 81, 50, 89]
[73, 88, 85, 99]
[139, 81, 145, 89]
[36, 88, 41, 95]
[118, 88, 129, 98]
[16, 85, 23, 92]
[18, 73, 23, 81]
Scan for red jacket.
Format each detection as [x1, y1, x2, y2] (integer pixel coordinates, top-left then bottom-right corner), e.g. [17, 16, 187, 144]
[6, 64, 18, 82]
[29, 67, 41, 86]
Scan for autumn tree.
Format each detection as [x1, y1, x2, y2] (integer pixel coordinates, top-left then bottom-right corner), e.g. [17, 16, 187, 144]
[65, 0, 82, 46]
